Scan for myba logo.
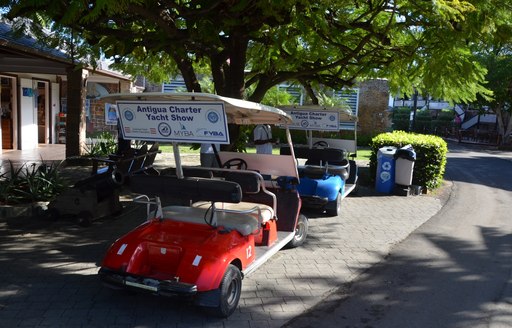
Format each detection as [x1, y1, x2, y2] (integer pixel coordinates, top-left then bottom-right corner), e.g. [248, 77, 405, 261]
[300, 120, 309, 128]
[174, 130, 194, 137]
[123, 109, 135, 121]
[329, 115, 336, 121]
[206, 110, 219, 123]
[158, 122, 172, 137]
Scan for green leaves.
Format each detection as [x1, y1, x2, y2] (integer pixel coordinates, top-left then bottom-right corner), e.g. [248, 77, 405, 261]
[82, 132, 118, 157]
[2, 0, 511, 105]
[0, 161, 65, 205]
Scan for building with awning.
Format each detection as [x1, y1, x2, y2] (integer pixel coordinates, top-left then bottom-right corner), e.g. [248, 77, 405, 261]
[0, 21, 132, 155]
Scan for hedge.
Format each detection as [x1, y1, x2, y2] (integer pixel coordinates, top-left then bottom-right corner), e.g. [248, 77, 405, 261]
[369, 131, 448, 190]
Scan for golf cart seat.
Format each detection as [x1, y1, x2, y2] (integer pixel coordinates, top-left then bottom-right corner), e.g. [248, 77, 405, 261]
[301, 165, 326, 179]
[192, 201, 274, 225]
[130, 175, 260, 236]
[162, 205, 259, 236]
[325, 159, 350, 180]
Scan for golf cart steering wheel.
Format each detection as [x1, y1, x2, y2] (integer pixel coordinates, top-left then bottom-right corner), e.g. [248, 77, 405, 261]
[222, 158, 248, 170]
[313, 141, 329, 148]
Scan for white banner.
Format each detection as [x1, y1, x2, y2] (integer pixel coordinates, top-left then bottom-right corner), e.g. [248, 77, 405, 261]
[284, 109, 340, 131]
[116, 101, 229, 143]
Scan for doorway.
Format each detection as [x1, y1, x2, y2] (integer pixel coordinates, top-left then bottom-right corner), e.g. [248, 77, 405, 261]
[1, 76, 15, 150]
[35, 81, 50, 144]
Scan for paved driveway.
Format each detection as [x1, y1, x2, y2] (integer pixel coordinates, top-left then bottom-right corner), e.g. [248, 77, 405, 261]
[0, 180, 444, 327]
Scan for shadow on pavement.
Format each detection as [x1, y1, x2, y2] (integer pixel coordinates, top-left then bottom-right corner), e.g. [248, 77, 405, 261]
[284, 226, 512, 328]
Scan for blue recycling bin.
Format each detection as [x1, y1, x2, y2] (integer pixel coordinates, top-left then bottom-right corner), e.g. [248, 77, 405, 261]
[375, 146, 397, 194]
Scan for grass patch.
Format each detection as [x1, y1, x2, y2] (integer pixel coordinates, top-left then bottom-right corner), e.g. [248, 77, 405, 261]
[355, 148, 371, 161]
[159, 144, 371, 160]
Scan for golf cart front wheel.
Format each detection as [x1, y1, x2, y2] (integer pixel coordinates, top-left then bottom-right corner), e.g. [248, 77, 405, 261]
[287, 214, 308, 248]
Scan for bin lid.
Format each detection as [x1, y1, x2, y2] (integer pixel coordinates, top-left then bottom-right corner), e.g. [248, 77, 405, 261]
[378, 146, 397, 157]
[394, 145, 416, 161]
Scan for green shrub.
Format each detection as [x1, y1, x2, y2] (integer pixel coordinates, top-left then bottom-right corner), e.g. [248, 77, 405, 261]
[392, 107, 411, 132]
[431, 110, 456, 136]
[414, 110, 433, 134]
[83, 131, 118, 157]
[0, 161, 65, 205]
[369, 131, 447, 190]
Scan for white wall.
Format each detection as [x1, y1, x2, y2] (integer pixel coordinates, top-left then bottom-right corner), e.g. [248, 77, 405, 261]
[19, 78, 37, 150]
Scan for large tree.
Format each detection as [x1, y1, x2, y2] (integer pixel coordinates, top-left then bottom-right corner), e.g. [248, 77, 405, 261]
[473, 46, 512, 145]
[2, 0, 510, 151]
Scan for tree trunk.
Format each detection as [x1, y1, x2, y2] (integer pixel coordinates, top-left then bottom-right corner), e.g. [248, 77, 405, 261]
[209, 35, 250, 150]
[502, 112, 512, 145]
[301, 80, 318, 104]
[225, 35, 248, 99]
[174, 54, 202, 92]
[65, 67, 87, 157]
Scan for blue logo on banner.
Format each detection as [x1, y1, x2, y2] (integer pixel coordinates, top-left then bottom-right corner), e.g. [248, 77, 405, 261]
[207, 110, 219, 123]
[158, 122, 172, 137]
[124, 109, 135, 121]
[329, 115, 336, 121]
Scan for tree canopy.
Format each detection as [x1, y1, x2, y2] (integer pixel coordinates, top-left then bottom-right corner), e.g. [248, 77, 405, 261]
[473, 44, 512, 144]
[3, 0, 511, 105]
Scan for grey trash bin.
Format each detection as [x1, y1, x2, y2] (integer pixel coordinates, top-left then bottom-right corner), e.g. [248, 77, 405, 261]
[394, 145, 416, 187]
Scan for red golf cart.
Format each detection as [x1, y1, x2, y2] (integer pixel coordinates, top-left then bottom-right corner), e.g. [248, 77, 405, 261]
[97, 93, 307, 317]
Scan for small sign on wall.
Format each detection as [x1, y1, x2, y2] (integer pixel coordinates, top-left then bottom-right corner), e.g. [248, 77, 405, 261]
[105, 103, 118, 125]
[22, 87, 33, 97]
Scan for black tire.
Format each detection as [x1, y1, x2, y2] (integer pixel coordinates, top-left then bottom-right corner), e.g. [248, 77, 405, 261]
[287, 214, 308, 248]
[77, 211, 93, 227]
[325, 191, 342, 216]
[209, 264, 242, 317]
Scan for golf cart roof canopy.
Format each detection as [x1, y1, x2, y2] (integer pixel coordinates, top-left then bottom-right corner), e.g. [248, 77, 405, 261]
[101, 92, 293, 125]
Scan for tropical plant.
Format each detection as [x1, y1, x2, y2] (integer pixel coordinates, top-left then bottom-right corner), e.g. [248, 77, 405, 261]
[0, 161, 65, 205]
[83, 131, 118, 157]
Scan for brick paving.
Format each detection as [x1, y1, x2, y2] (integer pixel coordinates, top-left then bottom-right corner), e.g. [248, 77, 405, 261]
[0, 149, 444, 327]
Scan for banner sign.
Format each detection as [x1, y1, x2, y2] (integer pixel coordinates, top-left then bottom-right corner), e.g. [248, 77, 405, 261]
[116, 101, 230, 143]
[284, 109, 340, 131]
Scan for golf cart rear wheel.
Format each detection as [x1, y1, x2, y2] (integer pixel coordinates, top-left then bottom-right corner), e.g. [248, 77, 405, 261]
[210, 264, 242, 317]
[287, 214, 308, 248]
[325, 191, 342, 216]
